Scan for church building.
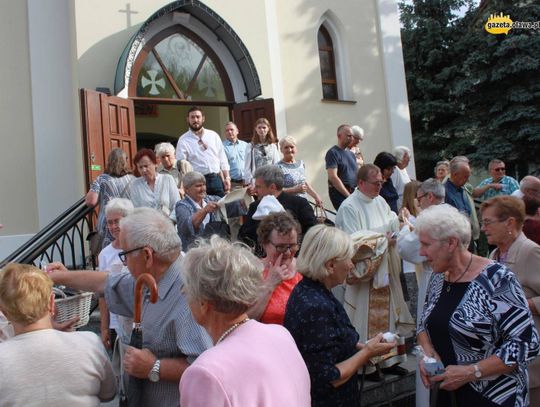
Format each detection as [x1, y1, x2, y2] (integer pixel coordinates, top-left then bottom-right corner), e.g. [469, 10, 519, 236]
[0, 0, 413, 258]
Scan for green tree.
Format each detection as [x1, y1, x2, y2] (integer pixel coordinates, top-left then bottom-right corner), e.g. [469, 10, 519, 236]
[400, 0, 540, 179]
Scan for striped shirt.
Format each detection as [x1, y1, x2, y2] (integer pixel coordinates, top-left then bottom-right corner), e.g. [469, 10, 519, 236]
[104, 256, 212, 407]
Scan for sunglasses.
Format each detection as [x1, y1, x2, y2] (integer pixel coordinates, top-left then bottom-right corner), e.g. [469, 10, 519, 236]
[493, 167, 506, 172]
[198, 139, 207, 151]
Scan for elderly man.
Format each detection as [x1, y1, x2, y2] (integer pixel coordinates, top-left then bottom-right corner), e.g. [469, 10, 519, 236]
[391, 146, 412, 209]
[238, 165, 316, 249]
[512, 175, 540, 200]
[325, 124, 357, 210]
[349, 125, 365, 167]
[176, 106, 231, 196]
[155, 142, 193, 198]
[445, 157, 480, 248]
[47, 208, 212, 407]
[473, 159, 519, 199]
[396, 178, 445, 407]
[336, 164, 414, 377]
[222, 121, 248, 189]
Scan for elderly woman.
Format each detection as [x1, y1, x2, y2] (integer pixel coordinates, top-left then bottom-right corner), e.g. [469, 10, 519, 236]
[0, 263, 116, 405]
[243, 117, 280, 186]
[277, 136, 323, 205]
[130, 148, 180, 218]
[284, 225, 396, 407]
[155, 142, 193, 198]
[416, 204, 539, 407]
[248, 212, 303, 324]
[179, 236, 311, 406]
[434, 160, 450, 183]
[85, 147, 135, 250]
[175, 171, 222, 251]
[374, 151, 399, 214]
[98, 198, 134, 350]
[480, 196, 540, 404]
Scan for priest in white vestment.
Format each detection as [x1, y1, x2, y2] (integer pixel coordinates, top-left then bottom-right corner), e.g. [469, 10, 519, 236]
[336, 164, 414, 373]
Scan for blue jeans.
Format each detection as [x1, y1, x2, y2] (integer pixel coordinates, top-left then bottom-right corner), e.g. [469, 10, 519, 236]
[329, 187, 349, 210]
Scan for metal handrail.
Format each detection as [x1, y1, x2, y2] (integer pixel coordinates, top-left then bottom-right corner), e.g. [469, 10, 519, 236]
[0, 198, 97, 269]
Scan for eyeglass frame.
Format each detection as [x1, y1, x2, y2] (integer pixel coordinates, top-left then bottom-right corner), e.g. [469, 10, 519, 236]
[480, 218, 507, 227]
[268, 241, 300, 253]
[366, 180, 384, 187]
[118, 246, 146, 263]
[493, 167, 506, 172]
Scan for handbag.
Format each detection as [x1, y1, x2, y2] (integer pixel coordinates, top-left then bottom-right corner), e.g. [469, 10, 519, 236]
[202, 211, 230, 239]
[346, 232, 388, 285]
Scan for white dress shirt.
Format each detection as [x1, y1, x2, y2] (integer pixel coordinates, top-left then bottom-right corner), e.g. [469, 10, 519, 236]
[176, 128, 230, 175]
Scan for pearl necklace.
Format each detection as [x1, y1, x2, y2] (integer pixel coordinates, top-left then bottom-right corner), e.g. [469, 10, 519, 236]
[216, 318, 250, 345]
[446, 253, 473, 293]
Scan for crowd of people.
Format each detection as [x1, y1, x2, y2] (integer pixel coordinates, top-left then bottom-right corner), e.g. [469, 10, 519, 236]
[1, 110, 540, 407]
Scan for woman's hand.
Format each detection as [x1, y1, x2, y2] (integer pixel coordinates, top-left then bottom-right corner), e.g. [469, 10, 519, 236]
[296, 183, 308, 194]
[432, 364, 472, 391]
[265, 254, 293, 287]
[204, 201, 219, 214]
[363, 333, 396, 359]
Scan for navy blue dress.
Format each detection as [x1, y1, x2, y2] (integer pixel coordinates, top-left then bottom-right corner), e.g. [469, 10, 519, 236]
[284, 277, 360, 407]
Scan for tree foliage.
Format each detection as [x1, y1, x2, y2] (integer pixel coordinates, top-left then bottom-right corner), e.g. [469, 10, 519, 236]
[400, 0, 540, 179]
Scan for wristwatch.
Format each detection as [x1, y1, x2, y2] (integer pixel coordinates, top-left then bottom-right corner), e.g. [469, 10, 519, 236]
[473, 363, 482, 379]
[148, 359, 161, 382]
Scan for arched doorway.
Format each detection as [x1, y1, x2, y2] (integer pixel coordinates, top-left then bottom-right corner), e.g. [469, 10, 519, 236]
[81, 1, 275, 186]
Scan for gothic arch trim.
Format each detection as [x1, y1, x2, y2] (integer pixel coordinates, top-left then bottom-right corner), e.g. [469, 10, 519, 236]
[114, 0, 261, 99]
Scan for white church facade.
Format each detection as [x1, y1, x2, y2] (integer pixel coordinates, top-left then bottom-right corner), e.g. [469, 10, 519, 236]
[0, 0, 413, 258]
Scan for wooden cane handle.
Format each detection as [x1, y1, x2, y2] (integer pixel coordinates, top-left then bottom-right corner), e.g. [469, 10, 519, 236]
[133, 273, 158, 323]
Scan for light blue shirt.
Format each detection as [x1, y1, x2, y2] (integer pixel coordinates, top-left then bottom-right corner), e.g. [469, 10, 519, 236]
[223, 139, 248, 181]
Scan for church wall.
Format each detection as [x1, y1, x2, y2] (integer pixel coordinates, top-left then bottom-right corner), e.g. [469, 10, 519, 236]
[0, 1, 39, 253]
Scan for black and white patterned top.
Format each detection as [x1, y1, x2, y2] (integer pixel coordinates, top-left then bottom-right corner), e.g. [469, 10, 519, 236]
[419, 262, 540, 407]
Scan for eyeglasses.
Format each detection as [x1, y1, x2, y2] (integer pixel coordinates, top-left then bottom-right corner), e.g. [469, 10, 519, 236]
[493, 167, 506, 172]
[118, 246, 145, 263]
[480, 218, 506, 227]
[198, 139, 207, 151]
[106, 219, 121, 226]
[366, 180, 384, 187]
[416, 193, 427, 200]
[269, 241, 300, 253]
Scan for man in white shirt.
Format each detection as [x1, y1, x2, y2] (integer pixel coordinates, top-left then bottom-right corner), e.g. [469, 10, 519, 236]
[176, 107, 231, 197]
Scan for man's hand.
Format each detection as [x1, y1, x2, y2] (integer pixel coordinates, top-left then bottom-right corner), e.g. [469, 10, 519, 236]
[124, 347, 156, 378]
[45, 262, 68, 274]
[223, 178, 231, 194]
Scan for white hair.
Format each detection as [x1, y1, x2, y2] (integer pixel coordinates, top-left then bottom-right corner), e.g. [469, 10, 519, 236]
[296, 225, 354, 281]
[182, 236, 263, 314]
[351, 125, 365, 140]
[119, 207, 181, 262]
[393, 146, 410, 163]
[155, 142, 175, 157]
[183, 171, 206, 189]
[105, 197, 134, 217]
[278, 136, 297, 149]
[415, 204, 471, 248]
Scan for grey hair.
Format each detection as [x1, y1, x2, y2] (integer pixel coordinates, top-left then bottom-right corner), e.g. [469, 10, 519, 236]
[105, 197, 134, 217]
[278, 136, 297, 149]
[488, 159, 503, 170]
[393, 146, 411, 163]
[119, 207, 181, 262]
[449, 159, 469, 175]
[182, 236, 264, 315]
[183, 171, 206, 189]
[419, 178, 445, 201]
[351, 125, 364, 140]
[415, 204, 471, 248]
[253, 165, 284, 190]
[296, 225, 354, 281]
[155, 142, 175, 157]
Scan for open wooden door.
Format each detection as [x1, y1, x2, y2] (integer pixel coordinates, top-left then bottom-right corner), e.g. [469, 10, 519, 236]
[232, 99, 276, 142]
[80, 89, 137, 188]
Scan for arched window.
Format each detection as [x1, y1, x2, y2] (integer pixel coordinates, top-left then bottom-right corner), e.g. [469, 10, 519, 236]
[317, 25, 338, 100]
[131, 26, 234, 102]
